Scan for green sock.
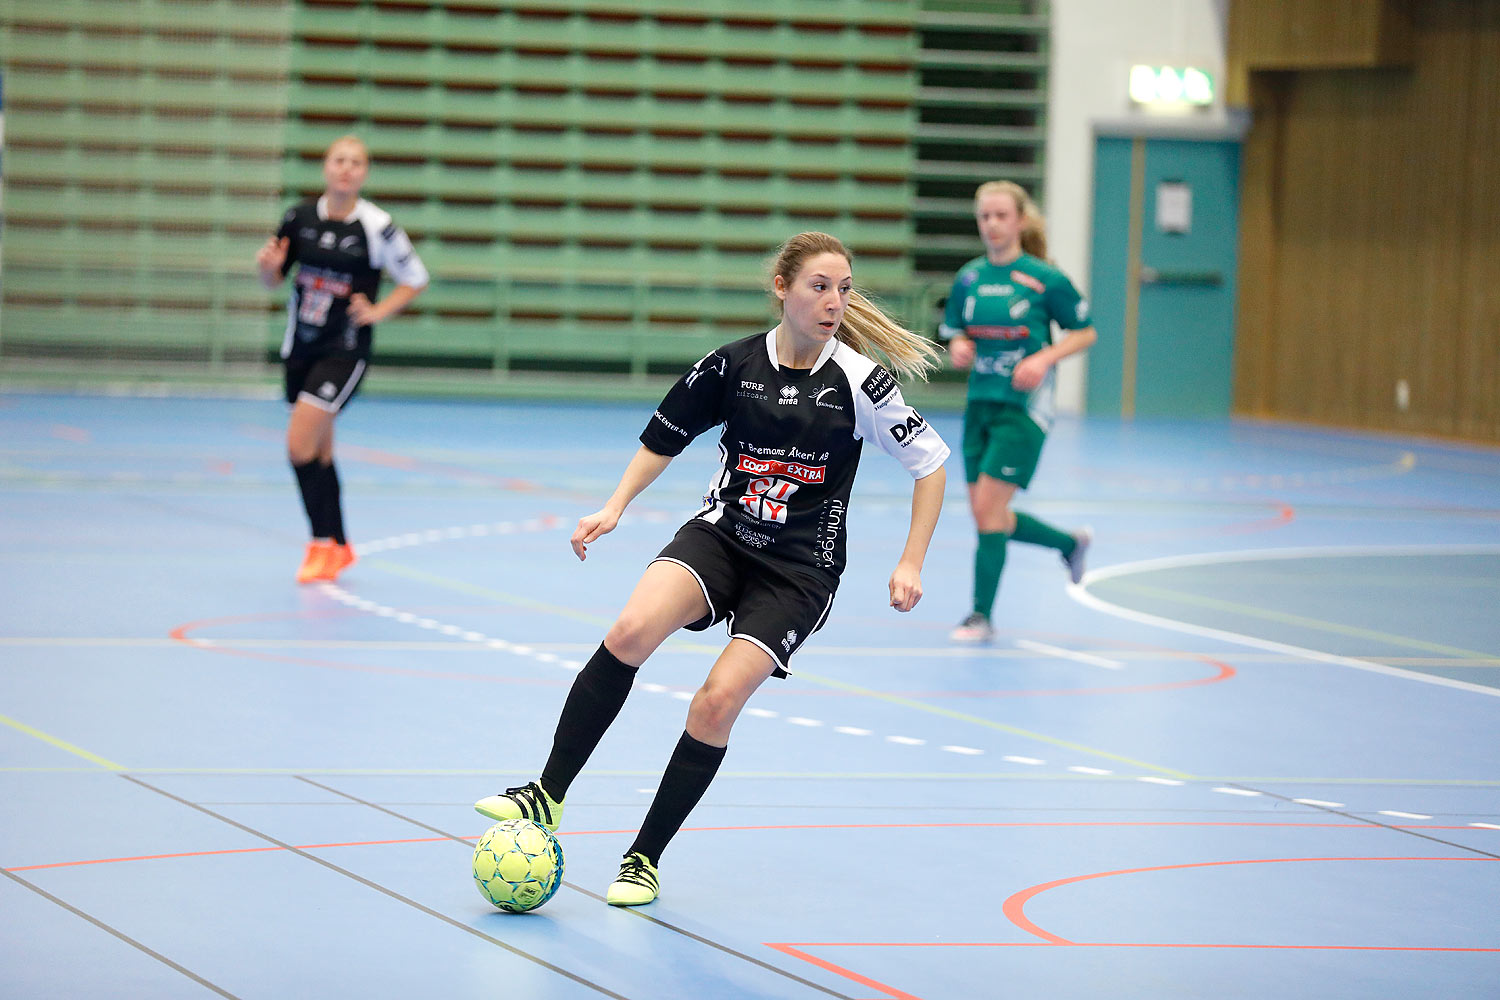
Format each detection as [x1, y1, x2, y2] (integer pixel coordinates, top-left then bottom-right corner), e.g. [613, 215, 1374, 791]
[972, 530, 1010, 617]
[1012, 512, 1076, 556]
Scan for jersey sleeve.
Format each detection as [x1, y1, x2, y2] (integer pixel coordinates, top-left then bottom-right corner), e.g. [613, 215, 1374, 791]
[371, 221, 430, 288]
[639, 348, 730, 457]
[275, 207, 298, 276]
[938, 271, 970, 341]
[1045, 271, 1092, 331]
[852, 364, 950, 479]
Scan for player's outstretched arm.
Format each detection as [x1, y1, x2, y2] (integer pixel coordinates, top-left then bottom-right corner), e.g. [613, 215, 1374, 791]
[571, 445, 674, 561]
[889, 465, 947, 612]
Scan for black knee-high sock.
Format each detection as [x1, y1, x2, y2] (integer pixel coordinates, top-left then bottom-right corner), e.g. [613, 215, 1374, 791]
[320, 460, 346, 545]
[292, 459, 330, 539]
[539, 643, 637, 801]
[628, 731, 726, 866]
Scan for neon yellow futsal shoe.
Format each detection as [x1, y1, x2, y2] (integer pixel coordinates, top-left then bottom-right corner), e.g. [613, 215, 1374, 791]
[474, 780, 563, 831]
[606, 852, 660, 906]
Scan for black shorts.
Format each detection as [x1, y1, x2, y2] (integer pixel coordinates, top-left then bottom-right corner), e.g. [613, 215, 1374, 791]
[284, 356, 367, 413]
[653, 518, 836, 678]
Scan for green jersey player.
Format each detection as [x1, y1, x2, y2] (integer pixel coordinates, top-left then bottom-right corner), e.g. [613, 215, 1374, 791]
[941, 181, 1098, 642]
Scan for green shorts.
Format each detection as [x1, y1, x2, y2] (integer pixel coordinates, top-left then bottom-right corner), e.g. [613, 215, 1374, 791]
[961, 399, 1046, 487]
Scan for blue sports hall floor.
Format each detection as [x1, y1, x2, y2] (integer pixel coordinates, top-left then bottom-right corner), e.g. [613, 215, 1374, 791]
[2, 387, 1497, 999]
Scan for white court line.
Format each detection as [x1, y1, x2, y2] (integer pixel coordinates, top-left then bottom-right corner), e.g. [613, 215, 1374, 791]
[1470, 822, 1500, 830]
[1002, 755, 1044, 765]
[1015, 638, 1124, 670]
[1069, 544, 1500, 698]
[1068, 765, 1113, 775]
[1379, 810, 1433, 820]
[1138, 776, 1184, 786]
[1293, 798, 1346, 808]
[1213, 787, 1262, 797]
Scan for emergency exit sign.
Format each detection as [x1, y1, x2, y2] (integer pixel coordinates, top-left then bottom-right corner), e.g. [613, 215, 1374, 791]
[1130, 65, 1215, 106]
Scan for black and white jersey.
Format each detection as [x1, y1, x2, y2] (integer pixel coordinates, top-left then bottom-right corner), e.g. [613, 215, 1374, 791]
[641, 328, 950, 579]
[274, 196, 429, 361]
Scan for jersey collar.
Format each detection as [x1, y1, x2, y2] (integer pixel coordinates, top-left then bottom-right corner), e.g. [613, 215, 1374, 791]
[316, 195, 364, 222]
[763, 326, 839, 375]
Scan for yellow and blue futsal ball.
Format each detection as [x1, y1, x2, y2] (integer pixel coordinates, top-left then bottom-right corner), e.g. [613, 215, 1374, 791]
[472, 818, 564, 913]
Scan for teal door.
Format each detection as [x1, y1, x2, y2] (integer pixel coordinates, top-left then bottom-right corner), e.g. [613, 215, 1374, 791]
[1087, 135, 1241, 418]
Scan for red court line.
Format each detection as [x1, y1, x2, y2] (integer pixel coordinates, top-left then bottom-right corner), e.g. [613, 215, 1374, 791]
[10, 820, 1484, 873]
[767, 937, 1500, 1000]
[777, 852, 1499, 1000]
[766, 943, 922, 1000]
[1003, 855, 1500, 945]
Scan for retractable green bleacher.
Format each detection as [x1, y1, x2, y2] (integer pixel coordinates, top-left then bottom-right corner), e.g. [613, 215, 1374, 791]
[280, 0, 920, 379]
[0, 0, 924, 386]
[0, 0, 294, 367]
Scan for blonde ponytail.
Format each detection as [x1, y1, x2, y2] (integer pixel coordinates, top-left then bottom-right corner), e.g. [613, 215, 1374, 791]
[770, 231, 942, 382]
[837, 289, 942, 383]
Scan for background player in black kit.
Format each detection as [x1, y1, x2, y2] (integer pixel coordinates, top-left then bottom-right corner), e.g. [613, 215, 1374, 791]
[474, 232, 950, 906]
[255, 135, 429, 583]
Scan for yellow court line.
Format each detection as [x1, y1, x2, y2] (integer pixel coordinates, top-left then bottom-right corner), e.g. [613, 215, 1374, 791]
[793, 671, 1194, 779]
[1109, 581, 1495, 659]
[363, 561, 1195, 777]
[365, 559, 613, 626]
[0, 713, 125, 771]
[360, 560, 721, 654]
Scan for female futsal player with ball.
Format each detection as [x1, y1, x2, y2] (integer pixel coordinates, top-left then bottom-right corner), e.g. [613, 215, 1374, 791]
[475, 232, 949, 906]
[255, 135, 429, 583]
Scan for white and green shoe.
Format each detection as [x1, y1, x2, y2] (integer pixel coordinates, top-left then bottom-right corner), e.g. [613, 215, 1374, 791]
[474, 780, 563, 831]
[606, 852, 659, 906]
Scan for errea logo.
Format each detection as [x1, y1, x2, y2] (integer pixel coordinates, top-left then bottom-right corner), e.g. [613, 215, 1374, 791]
[778, 385, 799, 405]
[781, 629, 798, 652]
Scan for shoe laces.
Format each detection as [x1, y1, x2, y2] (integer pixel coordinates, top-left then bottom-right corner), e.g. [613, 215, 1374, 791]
[616, 852, 657, 889]
[504, 781, 554, 826]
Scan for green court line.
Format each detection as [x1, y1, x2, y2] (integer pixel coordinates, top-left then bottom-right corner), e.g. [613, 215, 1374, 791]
[792, 671, 1195, 779]
[1106, 580, 1496, 659]
[0, 713, 125, 771]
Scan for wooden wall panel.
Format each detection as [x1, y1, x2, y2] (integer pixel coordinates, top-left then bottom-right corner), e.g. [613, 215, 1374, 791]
[1230, 0, 1411, 72]
[1232, 0, 1500, 442]
[1458, 8, 1500, 440]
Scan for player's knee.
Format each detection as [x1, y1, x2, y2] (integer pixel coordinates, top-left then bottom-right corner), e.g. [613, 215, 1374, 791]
[686, 684, 738, 738]
[603, 613, 659, 663]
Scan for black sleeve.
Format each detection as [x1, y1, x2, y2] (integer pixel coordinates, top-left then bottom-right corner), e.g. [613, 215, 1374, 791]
[639, 349, 729, 456]
[275, 207, 299, 276]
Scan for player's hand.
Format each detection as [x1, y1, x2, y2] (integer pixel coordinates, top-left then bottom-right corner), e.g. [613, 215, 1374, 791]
[888, 561, 923, 612]
[1011, 353, 1050, 391]
[571, 508, 620, 561]
[255, 235, 288, 273]
[347, 293, 380, 327]
[948, 335, 975, 370]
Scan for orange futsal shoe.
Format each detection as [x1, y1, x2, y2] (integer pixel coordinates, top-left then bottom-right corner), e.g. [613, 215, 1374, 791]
[296, 540, 335, 584]
[320, 542, 356, 581]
